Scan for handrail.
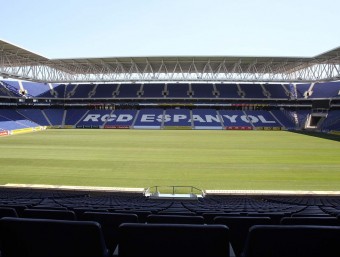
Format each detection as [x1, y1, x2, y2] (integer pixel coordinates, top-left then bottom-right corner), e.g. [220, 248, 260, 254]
[144, 185, 205, 198]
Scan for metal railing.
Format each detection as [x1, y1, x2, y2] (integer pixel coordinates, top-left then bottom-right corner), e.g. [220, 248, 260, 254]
[144, 185, 205, 198]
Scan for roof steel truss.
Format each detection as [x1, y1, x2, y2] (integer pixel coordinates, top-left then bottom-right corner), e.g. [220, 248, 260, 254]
[1, 40, 339, 83]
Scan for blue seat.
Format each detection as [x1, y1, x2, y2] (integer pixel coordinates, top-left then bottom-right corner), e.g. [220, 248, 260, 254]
[70, 207, 108, 220]
[0, 207, 18, 218]
[280, 217, 339, 226]
[0, 205, 27, 217]
[155, 211, 196, 216]
[0, 217, 109, 257]
[147, 214, 204, 224]
[0, 207, 18, 256]
[214, 216, 271, 257]
[118, 223, 230, 256]
[203, 212, 241, 224]
[31, 206, 67, 210]
[241, 225, 340, 257]
[111, 210, 151, 223]
[81, 212, 138, 254]
[22, 209, 76, 220]
[247, 212, 285, 224]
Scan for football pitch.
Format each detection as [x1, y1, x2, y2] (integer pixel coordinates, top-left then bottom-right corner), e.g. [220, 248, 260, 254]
[0, 129, 340, 191]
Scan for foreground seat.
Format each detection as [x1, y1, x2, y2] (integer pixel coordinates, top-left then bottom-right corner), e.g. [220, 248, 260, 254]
[0, 217, 109, 257]
[0, 205, 27, 217]
[241, 225, 340, 257]
[111, 210, 152, 223]
[118, 223, 230, 257]
[81, 211, 138, 254]
[22, 208, 76, 220]
[214, 216, 271, 257]
[280, 216, 339, 226]
[202, 212, 241, 224]
[0, 207, 18, 218]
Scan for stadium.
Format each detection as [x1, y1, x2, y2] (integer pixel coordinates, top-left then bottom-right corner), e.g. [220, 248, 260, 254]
[1, 37, 340, 256]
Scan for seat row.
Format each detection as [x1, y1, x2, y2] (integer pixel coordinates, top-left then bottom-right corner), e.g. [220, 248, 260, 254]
[1, 207, 340, 257]
[1, 216, 339, 257]
[3, 80, 340, 99]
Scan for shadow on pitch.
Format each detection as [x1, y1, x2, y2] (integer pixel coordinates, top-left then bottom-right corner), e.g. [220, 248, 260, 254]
[289, 130, 340, 142]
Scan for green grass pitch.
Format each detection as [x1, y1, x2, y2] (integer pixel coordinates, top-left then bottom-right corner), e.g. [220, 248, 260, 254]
[0, 129, 340, 191]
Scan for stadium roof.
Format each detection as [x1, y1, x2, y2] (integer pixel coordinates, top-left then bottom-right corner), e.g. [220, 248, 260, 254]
[1, 39, 340, 83]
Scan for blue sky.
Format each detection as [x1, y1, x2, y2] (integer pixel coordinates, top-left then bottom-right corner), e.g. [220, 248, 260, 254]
[1, 0, 340, 58]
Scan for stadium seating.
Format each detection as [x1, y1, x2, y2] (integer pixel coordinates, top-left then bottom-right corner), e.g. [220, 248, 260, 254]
[21, 82, 51, 97]
[4, 108, 337, 131]
[239, 84, 266, 98]
[133, 108, 164, 129]
[163, 108, 192, 127]
[262, 83, 289, 98]
[215, 83, 240, 98]
[295, 109, 311, 128]
[296, 83, 311, 98]
[309, 82, 340, 98]
[51, 83, 67, 98]
[291, 206, 331, 217]
[92, 83, 119, 98]
[0, 189, 339, 256]
[269, 110, 296, 129]
[117, 83, 142, 98]
[247, 213, 286, 225]
[156, 210, 197, 216]
[167, 83, 190, 98]
[70, 84, 96, 98]
[219, 110, 253, 129]
[109, 210, 152, 223]
[104, 109, 137, 128]
[2, 80, 340, 99]
[321, 110, 340, 131]
[241, 225, 340, 257]
[141, 83, 165, 98]
[76, 110, 112, 128]
[64, 109, 89, 126]
[0, 205, 29, 217]
[0, 116, 29, 131]
[192, 109, 222, 129]
[0, 82, 12, 97]
[43, 108, 64, 126]
[0, 109, 40, 130]
[22, 209, 76, 220]
[0, 217, 109, 257]
[191, 83, 215, 98]
[146, 214, 205, 224]
[280, 217, 339, 226]
[81, 212, 139, 254]
[1, 80, 22, 97]
[2, 188, 338, 219]
[64, 84, 78, 98]
[243, 110, 280, 128]
[16, 109, 50, 126]
[214, 216, 272, 257]
[118, 223, 230, 257]
[70, 207, 109, 218]
[0, 207, 18, 218]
